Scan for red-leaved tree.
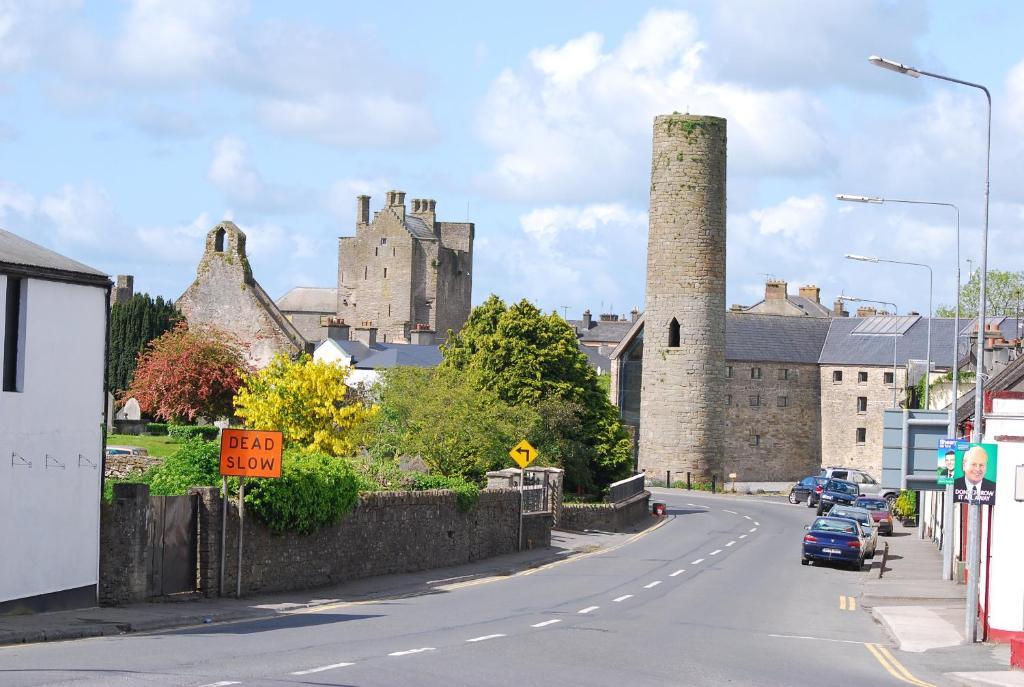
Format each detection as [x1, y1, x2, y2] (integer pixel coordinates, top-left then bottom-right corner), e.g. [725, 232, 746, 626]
[126, 323, 249, 422]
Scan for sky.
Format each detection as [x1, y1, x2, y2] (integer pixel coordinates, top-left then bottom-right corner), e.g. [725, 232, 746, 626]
[2, 0, 1023, 320]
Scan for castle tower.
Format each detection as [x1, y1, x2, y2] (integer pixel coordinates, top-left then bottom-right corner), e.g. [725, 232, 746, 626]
[638, 114, 727, 481]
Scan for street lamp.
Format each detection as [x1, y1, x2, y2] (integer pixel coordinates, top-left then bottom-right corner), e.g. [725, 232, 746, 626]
[838, 295, 901, 408]
[870, 54, 991, 645]
[845, 254, 933, 409]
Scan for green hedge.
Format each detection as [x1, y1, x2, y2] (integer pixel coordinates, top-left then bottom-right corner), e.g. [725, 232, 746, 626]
[244, 450, 361, 534]
[146, 422, 169, 435]
[409, 473, 480, 512]
[168, 424, 220, 442]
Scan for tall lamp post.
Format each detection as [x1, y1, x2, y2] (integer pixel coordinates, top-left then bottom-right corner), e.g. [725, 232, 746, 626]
[837, 193, 961, 581]
[845, 253, 933, 410]
[869, 54, 991, 644]
[837, 296, 901, 408]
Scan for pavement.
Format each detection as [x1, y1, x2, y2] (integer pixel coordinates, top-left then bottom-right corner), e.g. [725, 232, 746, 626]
[0, 526, 645, 647]
[859, 519, 1019, 686]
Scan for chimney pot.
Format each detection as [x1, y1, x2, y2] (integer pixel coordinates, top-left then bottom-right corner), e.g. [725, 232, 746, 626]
[582, 309, 593, 330]
[765, 279, 788, 300]
[357, 195, 370, 225]
[798, 284, 821, 304]
[353, 325, 378, 347]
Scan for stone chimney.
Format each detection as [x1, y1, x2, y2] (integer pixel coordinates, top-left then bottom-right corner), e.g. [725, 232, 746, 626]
[832, 298, 849, 317]
[730, 304, 747, 312]
[410, 325, 435, 345]
[411, 198, 437, 227]
[357, 195, 370, 225]
[353, 323, 378, 347]
[323, 317, 350, 342]
[799, 284, 821, 304]
[582, 309, 593, 330]
[765, 279, 788, 301]
[856, 306, 878, 318]
[111, 274, 134, 306]
[630, 307, 640, 323]
[599, 313, 619, 322]
[386, 190, 406, 221]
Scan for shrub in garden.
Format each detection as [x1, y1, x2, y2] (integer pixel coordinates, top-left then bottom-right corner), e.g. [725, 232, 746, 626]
[144, 440, 222, 496]
[408, 473, 480, 512]
[167, 424, 220, 442]
[244, 449, 362, 534]
[146, 422, 169, 436]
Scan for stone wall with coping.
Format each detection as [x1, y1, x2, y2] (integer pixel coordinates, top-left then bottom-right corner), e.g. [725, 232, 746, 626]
[559, 491, 651, 532]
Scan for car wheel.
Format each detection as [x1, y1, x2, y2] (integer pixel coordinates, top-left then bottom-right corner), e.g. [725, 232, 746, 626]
[789, 491, 799, 504]
[885, 493, 897, 510]
[816, 505, 824, 516]
[806, 497, 816, 508]
[801, 558, 809, 566]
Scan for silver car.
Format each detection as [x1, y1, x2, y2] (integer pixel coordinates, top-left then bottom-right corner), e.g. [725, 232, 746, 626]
[828, 505, 877, 558]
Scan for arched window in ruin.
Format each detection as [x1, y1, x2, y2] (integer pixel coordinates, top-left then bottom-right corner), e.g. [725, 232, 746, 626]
[214, 228, 226, 252]
[668, 318, 680, 348]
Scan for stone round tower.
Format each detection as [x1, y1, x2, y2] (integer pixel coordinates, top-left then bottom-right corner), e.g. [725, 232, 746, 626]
[638, 114, 727, 482]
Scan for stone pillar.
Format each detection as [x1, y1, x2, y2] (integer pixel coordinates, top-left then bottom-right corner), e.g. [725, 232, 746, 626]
[190, 486, 222, 597]
[99, 483, 151, 605]
[638, 114, 727, 481]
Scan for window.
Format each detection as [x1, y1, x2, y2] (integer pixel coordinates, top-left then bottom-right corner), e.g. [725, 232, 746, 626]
[856, 428, 867, 444]
[777, 396, 788, 408]
[833, 370, 843, 383]
[381, 237, 387, 246]
[668, 318, 680, 348]
[383, 268, 388, 279]
[374, 247, 378, 257]
[884, 371, 895, 385]
[857, 396, 867, 413]
[749, 395, 760, 407]
[858, 371, 868, 383]
[778, 368, 790, 380]
[3, 277, 25, 392]
[392, 247, 396, 257]
[749, 433, 761, 447]
[724, 394, 732, 406]
[364, 266, 368, 280]
[751, 367, 762, 380]
[725, 365, 733, 378]
[387, 304, 391, 317]
[214, 228, 225, 252]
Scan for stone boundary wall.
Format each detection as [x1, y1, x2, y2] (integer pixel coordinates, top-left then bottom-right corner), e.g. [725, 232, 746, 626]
[104, 454, 163, 479]
[99, 484, 152, 605]
[559, 491, 651, 532]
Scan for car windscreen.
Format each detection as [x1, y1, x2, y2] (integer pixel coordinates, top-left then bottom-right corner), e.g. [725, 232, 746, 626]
[831, 509, 870, 524]
[811, 518, 856, 534]
[855, 500, 887, 511]
[826, 480, 857, 495]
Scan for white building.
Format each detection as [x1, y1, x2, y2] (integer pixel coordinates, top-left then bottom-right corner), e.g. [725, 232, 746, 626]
[0, 229, 110, 613]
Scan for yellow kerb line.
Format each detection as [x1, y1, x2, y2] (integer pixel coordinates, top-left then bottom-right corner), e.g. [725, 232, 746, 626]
[864, 643, 936, 687]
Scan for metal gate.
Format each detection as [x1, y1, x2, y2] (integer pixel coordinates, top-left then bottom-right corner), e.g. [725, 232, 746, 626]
[147, 494, 198, 597]
[522, 470, 552, 515]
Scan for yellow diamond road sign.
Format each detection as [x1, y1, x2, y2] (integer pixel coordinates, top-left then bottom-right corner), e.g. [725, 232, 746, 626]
[509, 439, 538, 469]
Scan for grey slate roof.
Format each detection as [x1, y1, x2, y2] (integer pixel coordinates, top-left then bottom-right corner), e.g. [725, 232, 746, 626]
[0, 228, 108, 285]
[725, 313, 831, 364]
[579, 343, 612, 373]
[818, 317, 959, 367]
[276, 286, 338, 313]
[743, 295, 832, 318]
[404, 216, 437, 241]
[355, 343, 442, 369]
[569, 318, 636, 344]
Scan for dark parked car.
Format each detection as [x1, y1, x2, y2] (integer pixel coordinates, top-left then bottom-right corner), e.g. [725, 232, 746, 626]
[816, 479, 860, 515]
[788, 476, 828, 507]
[801, 516, 865, 569]
[854, 497, 894, 536]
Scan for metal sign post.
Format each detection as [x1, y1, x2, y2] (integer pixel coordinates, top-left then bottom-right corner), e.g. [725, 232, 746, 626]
[237, 477, 245, 598]
[519, 468, 525, 552]
[508, 439, 539, 552]
[219, 475, 228, 597]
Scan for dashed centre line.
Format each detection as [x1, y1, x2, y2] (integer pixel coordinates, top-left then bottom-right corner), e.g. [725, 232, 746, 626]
[725, 541, 736, 547]
[389, 647, 436, 657]
[291, 663, 354, 675]
[532, 619, 561, 627]
[669, 569, 685, 577]
[750, 527, 758, 533]
[754, 521, 760, 526]
[644, 581, 662, 589]
[739, 534, 747, 539]
[199, 683, 240, 687]
[709, 549, 722, 556]
[744, 515, 752, 520]
[691, 558, 705, 565]
[723, 509, 738, 514]
[467, 634, 505, 643]
[613, 594, 633, 602]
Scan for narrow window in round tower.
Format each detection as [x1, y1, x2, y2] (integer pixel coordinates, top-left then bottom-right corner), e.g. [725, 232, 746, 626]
[214, 228, 225, 252]
[668, 318, 680, 348]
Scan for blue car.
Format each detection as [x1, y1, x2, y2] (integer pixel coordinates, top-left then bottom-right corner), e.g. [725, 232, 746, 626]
[801, 516, 865, 570]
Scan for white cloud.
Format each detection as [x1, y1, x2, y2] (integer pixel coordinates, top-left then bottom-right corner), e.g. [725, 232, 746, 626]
[325, 178, 392, 221]
[207, 136, 308, 213]
[748, 195, 827, 247]
[135, 212, 211, 262]
[132, 105, 203, 138]
[475, 9, 831, 202]
[38, 182, 117, 245]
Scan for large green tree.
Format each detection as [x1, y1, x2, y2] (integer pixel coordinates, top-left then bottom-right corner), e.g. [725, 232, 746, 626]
[441, 295, 633, 491]
[937, 269, 1024, 318]
[108, 293, 180, 392]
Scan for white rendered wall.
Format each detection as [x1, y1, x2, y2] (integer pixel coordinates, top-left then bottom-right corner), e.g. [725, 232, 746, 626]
[0, 276, 106, 605]
[982, 401, 1024, 635]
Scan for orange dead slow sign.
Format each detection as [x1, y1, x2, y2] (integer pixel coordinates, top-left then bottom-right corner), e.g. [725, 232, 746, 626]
[220, 428, 283, 478]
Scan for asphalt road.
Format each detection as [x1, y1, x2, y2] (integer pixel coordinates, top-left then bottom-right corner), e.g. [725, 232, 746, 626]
[0, 489, 951, 686]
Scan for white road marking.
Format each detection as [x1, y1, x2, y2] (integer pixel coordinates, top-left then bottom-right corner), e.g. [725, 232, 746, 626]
[744, 515, 752, 520]
[427, 573, 477, 584]
[768, 633, 868, 645]
[691, 558, 705, 565]
[291, 663, 355, 675]
[739, 534, 747, 539]
[532, 619, 562, 627]
[723, 509, 738, 514]
[725, 540, 736, 547]
[750, 527, 758, 532]
[709, 549, 722, 556]
[389, 647, 437, 656]
[198, 683, 240, 687]
[754, 521, 761, 526]
[466, 634, 505, 643]
[578, 606, 600, 614]
[613, 594, 633, 602]
[669, 569, 685, 577]
[644, 581, 662, 589]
